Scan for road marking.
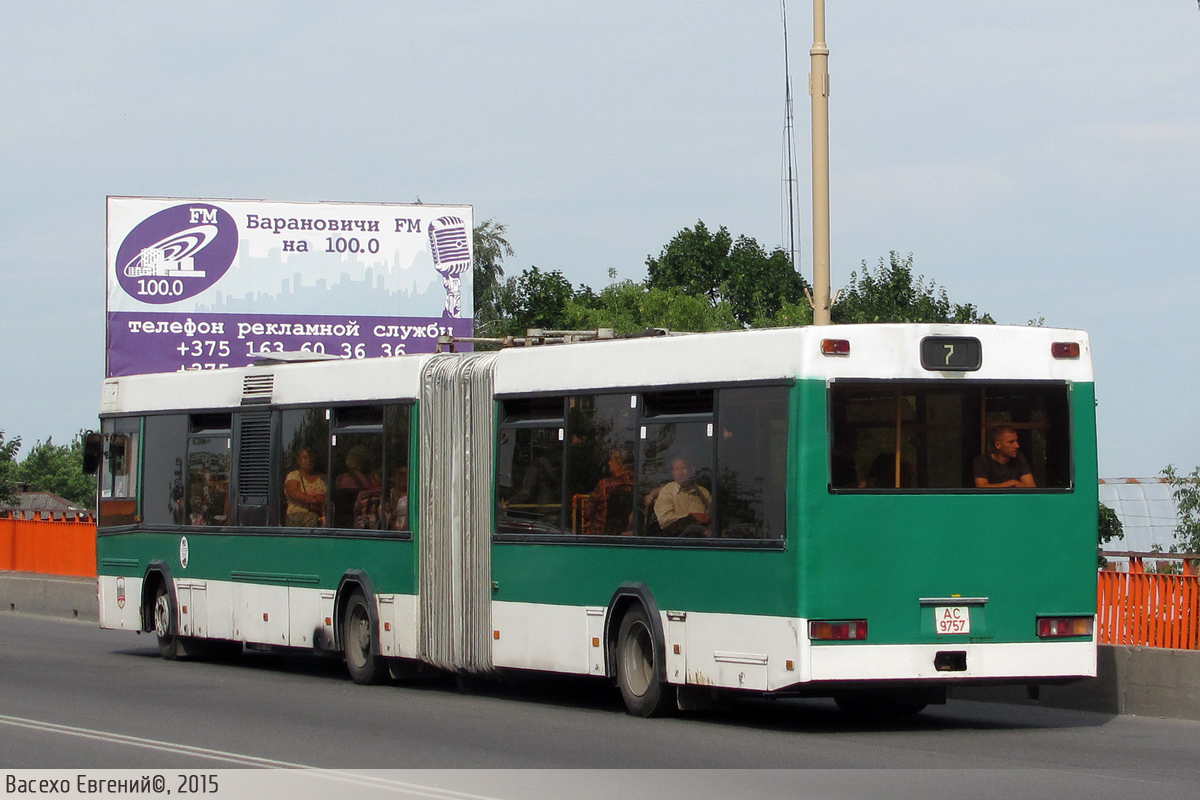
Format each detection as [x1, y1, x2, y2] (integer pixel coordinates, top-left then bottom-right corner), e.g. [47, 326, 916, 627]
[0, 713, 310, 767]
[0, 713, 512, 799]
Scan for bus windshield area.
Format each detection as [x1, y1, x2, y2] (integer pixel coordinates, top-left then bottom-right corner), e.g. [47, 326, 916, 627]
[829, 381, 1073, 491]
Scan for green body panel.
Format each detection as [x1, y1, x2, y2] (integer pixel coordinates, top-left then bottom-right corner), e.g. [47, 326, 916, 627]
[97, 530, 417, 596]
[793, 379, 1099, 645]
[490, 380, 1099, 647]
[490, 543, 798, 616]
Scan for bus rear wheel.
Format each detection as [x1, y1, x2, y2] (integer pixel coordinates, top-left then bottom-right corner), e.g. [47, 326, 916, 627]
[615, 607, 673, 717]
[152, 584, 179, 660]
[343, 591, 385, 685]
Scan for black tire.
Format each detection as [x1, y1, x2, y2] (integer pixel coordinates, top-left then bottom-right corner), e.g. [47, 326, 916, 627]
[615, 607, 673, 717]
[834, 690, 929, 717]
[151, 583, 179, 660]
[343, 591, 385, 685]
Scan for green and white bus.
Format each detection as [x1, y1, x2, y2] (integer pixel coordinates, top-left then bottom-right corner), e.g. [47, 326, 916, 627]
[91, 323, 1098, 716]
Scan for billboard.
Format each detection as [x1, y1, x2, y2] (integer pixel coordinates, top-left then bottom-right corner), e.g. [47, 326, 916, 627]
[105, 197, 474, 377]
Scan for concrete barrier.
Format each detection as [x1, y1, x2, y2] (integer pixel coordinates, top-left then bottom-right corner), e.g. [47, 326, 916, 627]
[953, 645, 1200, 721]
[0, 571, 98, 622]
[3, 571, 1198, 720]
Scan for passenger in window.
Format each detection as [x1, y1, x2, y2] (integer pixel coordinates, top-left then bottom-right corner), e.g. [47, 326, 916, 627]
[188, 477, 210, 526]
[285, 447, 328, 526]
[654, 456, 713, 537]
[583, 450, 634, 536]
[337, 445, 382, 528]
[188, 470, 229, 526]
[383, 464, 410, 532]
[973, 426, 1036, 488]
[863, 453, 916, 489]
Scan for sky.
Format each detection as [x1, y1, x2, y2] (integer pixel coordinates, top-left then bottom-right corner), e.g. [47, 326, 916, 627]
[1, 1, 1197, 478]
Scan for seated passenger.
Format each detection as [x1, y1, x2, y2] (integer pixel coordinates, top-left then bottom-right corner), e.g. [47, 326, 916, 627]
[857, 452, 916, 489]
[653, 456, 712, 537]
[973, 425, 1035, 488]
[284, 447, 327, 527]
[583, 450, 633, 536]
[383, 465, 410, 532]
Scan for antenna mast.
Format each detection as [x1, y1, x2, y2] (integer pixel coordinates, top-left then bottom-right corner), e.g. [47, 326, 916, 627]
[781, 0, 801, 274]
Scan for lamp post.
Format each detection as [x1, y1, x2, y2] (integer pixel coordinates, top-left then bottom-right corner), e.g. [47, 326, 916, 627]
[809, 0, 832, 325]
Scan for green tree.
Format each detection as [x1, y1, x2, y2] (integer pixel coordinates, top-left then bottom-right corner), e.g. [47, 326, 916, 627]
[646, 221, 808, 326]
[565, 280, 739, 334]
[494, 266, 579, 335]
[833, 252, 994, 325]
[16, 432, 97, 509]
[0, 430, 20, 505]
[473, 219, 515, 335]
[1097, 502, 1124, 568]
[1162, 464, 1200, 554]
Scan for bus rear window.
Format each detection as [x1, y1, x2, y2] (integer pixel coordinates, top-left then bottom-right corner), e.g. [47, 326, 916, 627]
[829, 381, 1072, 491]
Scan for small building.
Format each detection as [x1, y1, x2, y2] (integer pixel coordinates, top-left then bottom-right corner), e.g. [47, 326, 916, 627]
[1098, 477, 1182, 555]
[0, 484, 93, 522]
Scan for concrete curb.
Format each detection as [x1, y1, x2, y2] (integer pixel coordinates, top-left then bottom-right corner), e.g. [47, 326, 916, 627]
[3, 572, 1198, 720]
[0, 571, 98, 623]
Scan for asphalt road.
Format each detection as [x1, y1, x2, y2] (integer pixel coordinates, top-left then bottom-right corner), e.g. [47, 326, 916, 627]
[2, 613, 1198, 799]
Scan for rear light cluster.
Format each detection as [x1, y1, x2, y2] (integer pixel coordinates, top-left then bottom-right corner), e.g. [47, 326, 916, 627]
[808, 619, 868, 641]
[1037, 616, 1093, 638]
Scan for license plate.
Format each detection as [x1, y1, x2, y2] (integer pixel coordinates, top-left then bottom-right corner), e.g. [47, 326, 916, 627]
[935, 606, 971, 635]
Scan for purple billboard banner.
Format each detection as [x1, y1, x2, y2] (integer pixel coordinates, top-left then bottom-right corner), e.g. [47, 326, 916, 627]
[107, 197, 475, 378]
[107, 312, 474, 377]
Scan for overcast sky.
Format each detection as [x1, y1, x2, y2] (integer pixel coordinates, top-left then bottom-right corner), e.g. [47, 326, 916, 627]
[1, 1, 1197, 477]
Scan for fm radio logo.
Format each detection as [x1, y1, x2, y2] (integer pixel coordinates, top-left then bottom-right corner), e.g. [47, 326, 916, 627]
[428, 215, 470, 318]
[115, 203, 238, 303]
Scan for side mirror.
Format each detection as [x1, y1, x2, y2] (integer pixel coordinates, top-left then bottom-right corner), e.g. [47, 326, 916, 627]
[82, 431, 103, 475]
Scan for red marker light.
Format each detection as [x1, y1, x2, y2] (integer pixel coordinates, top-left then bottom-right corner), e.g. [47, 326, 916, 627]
[821, 339, 851, 356]
[1051, 342, 1080, 359]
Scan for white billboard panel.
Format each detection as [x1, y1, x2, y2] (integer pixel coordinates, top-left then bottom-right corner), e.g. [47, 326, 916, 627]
[105, 197, 473, 377]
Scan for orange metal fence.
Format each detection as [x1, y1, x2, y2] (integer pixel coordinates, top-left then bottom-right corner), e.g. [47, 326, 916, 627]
[2, 522, 1199, 650]
[0, 517, 97, 577]
[1098, 554, 1200, 650]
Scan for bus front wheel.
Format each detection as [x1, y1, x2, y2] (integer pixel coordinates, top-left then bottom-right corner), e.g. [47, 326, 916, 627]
[615, 607, 673, 717]
[152, 584, 179, 660]
[343, 591, 385, 685]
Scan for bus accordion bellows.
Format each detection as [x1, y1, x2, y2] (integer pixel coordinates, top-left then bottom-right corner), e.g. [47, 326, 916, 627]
[90, 323, 1098, 717]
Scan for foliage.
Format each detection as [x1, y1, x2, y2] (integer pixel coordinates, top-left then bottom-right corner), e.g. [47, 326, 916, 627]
[473, 219, 515, 336]
[565, 280, 739, 334]
[832, 252, 994, 325]
[645, 221, 809, 326]
[474, 221, 1000, 345]
[1097, 502, 1124, 568]
[493, 266, 579, 335]
[15, 431, 97, 509]
[0, 430, 20, 506]
[1162, 464, 1200, 554]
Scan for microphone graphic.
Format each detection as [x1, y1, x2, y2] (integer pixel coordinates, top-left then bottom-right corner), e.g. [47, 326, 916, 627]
[427, 216, 471, 318]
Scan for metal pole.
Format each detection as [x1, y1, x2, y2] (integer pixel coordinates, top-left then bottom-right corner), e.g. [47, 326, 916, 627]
[809, 0, 832, 325]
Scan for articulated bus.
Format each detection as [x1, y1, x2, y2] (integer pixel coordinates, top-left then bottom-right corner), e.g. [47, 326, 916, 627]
[91, 324, 1098, 716]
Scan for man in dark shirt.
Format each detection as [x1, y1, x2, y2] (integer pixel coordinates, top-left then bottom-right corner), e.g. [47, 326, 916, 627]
[973, 425, 1035, 488]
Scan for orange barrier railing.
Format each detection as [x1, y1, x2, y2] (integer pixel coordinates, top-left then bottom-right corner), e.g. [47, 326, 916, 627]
[3, 520, 1200, 650]
[0, 517, 97, 578]
[1098, 554, 1200, 650]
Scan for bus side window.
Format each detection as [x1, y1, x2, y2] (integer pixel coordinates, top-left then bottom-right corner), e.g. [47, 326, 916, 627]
[99, 417, 141, 527]
[496, 396, 567, 535]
